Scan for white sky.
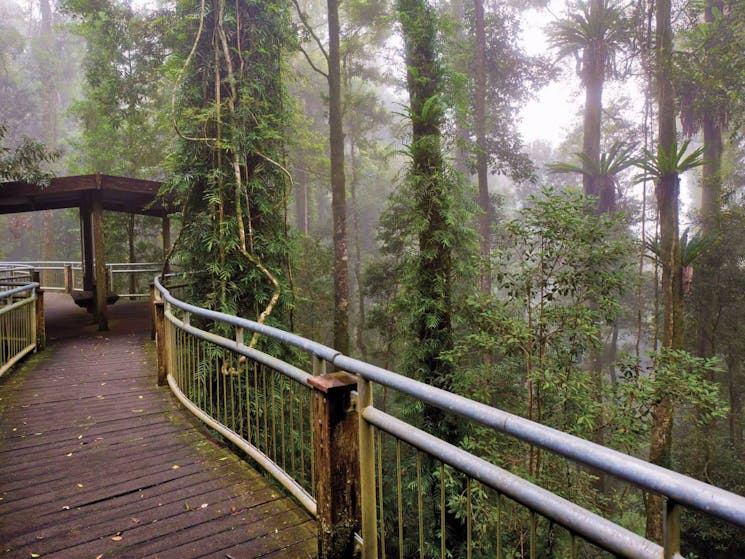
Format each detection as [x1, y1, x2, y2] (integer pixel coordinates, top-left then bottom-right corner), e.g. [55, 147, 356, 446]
[518, 1, 584, 148]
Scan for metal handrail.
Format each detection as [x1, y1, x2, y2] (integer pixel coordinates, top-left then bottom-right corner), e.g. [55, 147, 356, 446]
[153, 275, 745, 559]
[0, 261, 164, 298]
[0, 273, 40, 377]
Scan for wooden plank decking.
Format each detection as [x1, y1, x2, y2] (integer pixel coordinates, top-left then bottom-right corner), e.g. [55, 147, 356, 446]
[0, 293, 316, 559]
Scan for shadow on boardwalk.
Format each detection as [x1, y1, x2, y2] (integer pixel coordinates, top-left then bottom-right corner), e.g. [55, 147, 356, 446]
[0, 293, 316, 559]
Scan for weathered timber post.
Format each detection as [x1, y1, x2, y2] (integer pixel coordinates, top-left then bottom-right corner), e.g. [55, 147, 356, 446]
[150, 283, 157, 340]
[91, 190, 108, 331]
[153, 289, 168, 386]
[63, 264, 73, 294]
[309, 371, 361, 559]
[31, 270, 45, 351]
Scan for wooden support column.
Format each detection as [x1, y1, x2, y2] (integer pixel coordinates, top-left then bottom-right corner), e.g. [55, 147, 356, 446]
[309, 372, 360, 559]
[152, 288, 168, 385]
[91, 191, 108, 331]
[80, 194, 94, 292]
[162, 215, 171, 273]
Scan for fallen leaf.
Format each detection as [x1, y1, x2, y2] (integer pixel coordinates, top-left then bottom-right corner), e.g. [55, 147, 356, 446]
[30, 553, 40, 558]
[78, 435, 83, 440]
[131, 517, 140, 524]
[111, 536, 122, 541]
[96, 555, 104, 559]
[62, 506, 70, 510]
[76, 484, 84, 488]
[66, 453, 73, 457]
[171, 464, 180, 470]
[200, 503, 208, 509]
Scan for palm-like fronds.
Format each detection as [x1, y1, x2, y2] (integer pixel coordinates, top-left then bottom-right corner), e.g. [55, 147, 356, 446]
[635, 140, 705, 183]
[547, 0, 631, 77]
[644, 227, 718, 267]
[547, 141, 639, 178]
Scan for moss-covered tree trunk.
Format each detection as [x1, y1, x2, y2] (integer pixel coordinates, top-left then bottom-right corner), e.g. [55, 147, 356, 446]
[581, 0, 605, 202]
[397, 0, 454, 411]
[327, 0, 350, 354]
[647, 0, 681, 541]
[474, 0, 491, 294]
[171, 0, 292, 333]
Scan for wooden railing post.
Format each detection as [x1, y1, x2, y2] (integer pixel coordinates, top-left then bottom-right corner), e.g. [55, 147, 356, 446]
[153, 290, 168, 386]
[149, 283, 157, 341]
[31, 270, 45, 351]
[63, 264, 73, 294]
[309, 371, 361, 559]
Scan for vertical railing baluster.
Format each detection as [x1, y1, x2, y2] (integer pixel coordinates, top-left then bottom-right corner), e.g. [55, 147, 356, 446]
[417, 451, 424, 559]
[467, 478, 473, 559]
[497, 492, 503, 559]
[529, 511, 537, 559]
[441, 462, 446, 559]
[357, 377, 374, 559]
[397, 439, 404, 559]
[664, 499, 681, 559]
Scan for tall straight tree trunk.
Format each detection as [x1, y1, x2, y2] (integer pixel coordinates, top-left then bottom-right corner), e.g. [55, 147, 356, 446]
[581, 0, 605, 201]
[348, 130, 367, 358]
[698, 0, 725, 361]
[128, 213, 136, 295]
[327, 0, 349, 354]
[647, 0, 681, 541]
[398, 0, 453, 403]
[398, 0, 463, 549]
[474, 0, 491, 294]
[295, 167, 309, 235]
[727, 353, 743, 451]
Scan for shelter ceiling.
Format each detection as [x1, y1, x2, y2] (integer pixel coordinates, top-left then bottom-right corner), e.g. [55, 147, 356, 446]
[0, 174, 171, 217]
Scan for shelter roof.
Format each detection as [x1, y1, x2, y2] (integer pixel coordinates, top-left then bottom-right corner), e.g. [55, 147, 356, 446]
[0, 174, 171, 217]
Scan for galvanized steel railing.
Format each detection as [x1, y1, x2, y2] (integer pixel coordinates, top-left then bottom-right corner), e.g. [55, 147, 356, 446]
[0, 265, 42, 377]
[153, 276, 745, 559]
[0, 261, 161, 299]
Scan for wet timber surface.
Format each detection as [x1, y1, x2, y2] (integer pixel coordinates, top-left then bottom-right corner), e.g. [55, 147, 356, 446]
[0, 293, 316, 559]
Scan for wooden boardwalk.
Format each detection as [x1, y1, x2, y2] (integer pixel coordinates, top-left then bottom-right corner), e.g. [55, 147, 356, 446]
[0, 293, 316, 559]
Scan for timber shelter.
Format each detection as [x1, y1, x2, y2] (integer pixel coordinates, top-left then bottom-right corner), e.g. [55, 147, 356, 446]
[0, 174, 172, 330]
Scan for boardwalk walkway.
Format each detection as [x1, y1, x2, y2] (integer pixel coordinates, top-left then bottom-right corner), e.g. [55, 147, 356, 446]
[0, 293, 316, 559]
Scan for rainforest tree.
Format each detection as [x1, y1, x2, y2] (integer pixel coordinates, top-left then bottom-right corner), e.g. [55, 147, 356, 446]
[167, 0, 294, 336]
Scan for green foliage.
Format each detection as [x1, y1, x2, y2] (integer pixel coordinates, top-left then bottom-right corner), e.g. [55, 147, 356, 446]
[636, 140, 705, 180]
[613, 349, 726, 437]
[0, 123, 58, 186]
[165, 0, 295, 341]
[547, 140, 638, 178]
[546, 0, 633, 82]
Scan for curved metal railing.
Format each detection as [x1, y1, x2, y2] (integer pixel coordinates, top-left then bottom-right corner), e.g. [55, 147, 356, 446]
[153, 275, 745, 559]
[0, 261, 161, 298]
[0, 264, 41, 377]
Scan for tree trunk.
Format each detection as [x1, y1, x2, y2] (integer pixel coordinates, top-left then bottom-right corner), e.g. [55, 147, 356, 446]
[474, 0, 491, 294]
[128, 213, 136, 295]
[727, 353, 743, 452]
[349, 132, 367, 359]
[581, 0, 605, 202]
[698, 0, 724, 361]
[647, 0, 680, 542]
[295, 166, 309, 235]
[327, 0, 349, 355]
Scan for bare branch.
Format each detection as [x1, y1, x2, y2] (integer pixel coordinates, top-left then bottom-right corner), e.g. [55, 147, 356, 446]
[298, 43, 329, 79]
[290, 0, 329, 63]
